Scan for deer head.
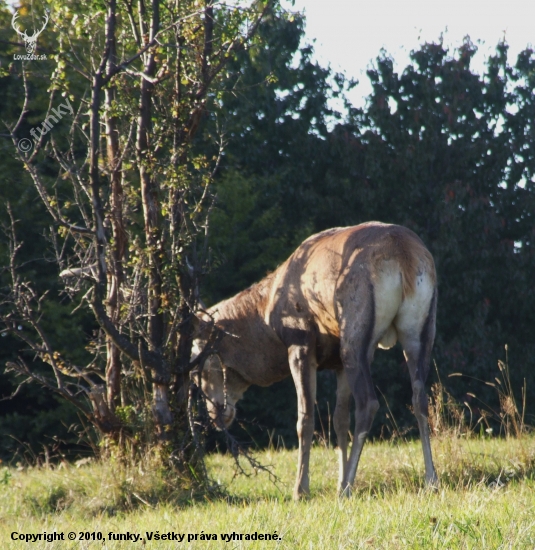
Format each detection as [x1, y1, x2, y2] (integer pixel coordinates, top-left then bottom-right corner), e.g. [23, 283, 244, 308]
[12, 10, 49, 55]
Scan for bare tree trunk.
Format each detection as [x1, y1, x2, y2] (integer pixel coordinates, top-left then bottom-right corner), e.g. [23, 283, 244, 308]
[104, 0, 126, 413]
[87, 0, 121, 432]
[136, 0, 172, 441]
[89, 386, 121, 433]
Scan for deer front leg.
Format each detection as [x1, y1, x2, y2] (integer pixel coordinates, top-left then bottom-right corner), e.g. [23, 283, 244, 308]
[288, 343, 317, 500]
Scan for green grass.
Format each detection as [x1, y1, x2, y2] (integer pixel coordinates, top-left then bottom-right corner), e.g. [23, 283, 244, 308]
[1, 436, 535, 548]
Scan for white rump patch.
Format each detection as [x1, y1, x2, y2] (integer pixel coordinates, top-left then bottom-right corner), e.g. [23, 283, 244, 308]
[373, 263, 403, 346]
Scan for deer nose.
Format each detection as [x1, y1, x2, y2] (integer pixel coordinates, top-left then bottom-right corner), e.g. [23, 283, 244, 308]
[209, 402, 236, 430]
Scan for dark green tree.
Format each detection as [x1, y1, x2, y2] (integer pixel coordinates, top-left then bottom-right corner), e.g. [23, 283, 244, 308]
[0, 1, 94, 460]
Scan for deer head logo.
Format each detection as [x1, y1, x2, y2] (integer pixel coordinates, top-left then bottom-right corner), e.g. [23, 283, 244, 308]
[12, 9, 49, 55]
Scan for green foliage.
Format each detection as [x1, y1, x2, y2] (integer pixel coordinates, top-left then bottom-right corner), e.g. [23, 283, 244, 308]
[202, 7, 355, 301]
[0, 0, 100, 460]
[352, 41, 535, 424]
[0, 467, 11, 485]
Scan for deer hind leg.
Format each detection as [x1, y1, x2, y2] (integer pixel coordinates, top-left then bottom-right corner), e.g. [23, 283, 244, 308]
[338, 282, 380, 497]
[396, 286, 438, 487]
[287, 339, 317, 500]
[341, 351, 379, 497]
[333, 368, 351, 493]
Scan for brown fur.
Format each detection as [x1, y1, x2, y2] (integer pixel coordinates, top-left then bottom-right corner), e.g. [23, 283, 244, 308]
[212, 273, 273, 321]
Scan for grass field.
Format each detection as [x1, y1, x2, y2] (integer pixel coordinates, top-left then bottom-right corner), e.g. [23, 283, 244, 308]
[2, 434, 535, 548]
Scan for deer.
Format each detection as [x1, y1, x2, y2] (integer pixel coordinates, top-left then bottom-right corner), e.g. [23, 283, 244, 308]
[191, 222, 438, 499]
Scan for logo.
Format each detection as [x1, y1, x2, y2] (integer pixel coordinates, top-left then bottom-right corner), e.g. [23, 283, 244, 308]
[12, 9, 49, 59]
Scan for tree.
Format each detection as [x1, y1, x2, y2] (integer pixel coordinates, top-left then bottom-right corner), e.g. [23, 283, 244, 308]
[1, 0, 273, 469]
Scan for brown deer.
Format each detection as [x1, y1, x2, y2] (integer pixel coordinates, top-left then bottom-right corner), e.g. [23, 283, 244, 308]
[191, 222, 438, 499]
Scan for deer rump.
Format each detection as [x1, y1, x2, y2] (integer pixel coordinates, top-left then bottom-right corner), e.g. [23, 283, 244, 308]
[192, 222, 438, 499]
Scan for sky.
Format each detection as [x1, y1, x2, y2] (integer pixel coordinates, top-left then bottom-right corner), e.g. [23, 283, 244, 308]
[282, 0, 535, 108]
